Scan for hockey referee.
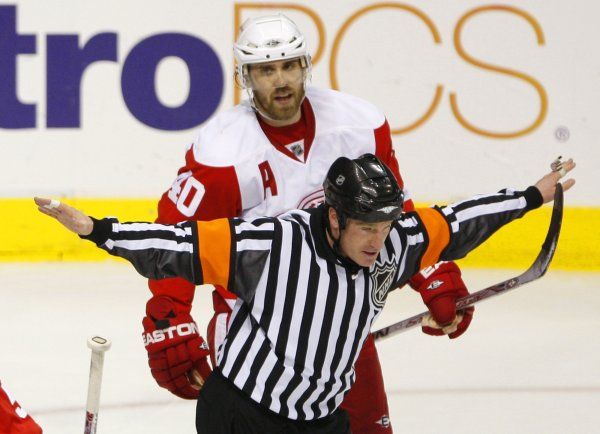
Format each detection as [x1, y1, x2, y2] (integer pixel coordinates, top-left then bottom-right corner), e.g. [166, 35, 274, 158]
[35, 154, 575, 434]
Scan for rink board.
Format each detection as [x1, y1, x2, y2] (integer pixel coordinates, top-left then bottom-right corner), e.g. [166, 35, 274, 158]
[3, 198, 598, 270]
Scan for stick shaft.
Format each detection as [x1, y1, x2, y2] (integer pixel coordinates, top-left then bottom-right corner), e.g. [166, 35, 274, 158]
[84, 411, 98, 434]
[84, 338, 110, 434]
[373, 183, 563, 342]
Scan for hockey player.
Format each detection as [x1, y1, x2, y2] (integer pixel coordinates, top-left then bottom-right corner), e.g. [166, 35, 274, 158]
[34, 154, 575, 434]
[144, 14, 473, 433]
[0, 381, 42, 434]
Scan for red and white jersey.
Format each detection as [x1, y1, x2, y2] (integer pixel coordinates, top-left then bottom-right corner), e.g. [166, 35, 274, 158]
[158, 86, 413, 223]
[0, 383, 42, 434]
[151, 86, 414, 308]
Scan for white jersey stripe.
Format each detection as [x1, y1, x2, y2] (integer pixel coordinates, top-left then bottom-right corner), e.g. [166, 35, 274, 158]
[236, 238, 272, 252]
[105, 238, 193, 252]
[454, 197, 526, 224]
[220, 314, 254, 377]
[115, 222, 192, 237]
[249, 350, 278, 404]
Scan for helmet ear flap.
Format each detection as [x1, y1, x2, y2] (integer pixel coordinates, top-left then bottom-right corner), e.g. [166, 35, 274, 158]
[301, 55, 313, 87]
[234, 69, 244, 89]
[235, 64, 252, 89]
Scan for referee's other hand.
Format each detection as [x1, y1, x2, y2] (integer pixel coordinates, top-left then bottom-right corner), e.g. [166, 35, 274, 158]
[534, 157, 576, 203]
[34, 197, 94, 236]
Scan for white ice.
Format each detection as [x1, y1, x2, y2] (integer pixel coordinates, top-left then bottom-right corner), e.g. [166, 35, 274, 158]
[1, 263, 599, 434]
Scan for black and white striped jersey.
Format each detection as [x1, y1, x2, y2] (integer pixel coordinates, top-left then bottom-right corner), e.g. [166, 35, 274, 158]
[83, 186, 542, 420]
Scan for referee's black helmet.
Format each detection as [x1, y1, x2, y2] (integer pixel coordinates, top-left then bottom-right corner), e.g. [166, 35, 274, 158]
[323, 153, 404, 224]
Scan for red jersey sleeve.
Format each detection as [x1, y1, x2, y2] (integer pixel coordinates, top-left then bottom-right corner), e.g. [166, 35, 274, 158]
[149, 145, 243, 313]
[0, 384, 42, 434]
[372, 122, 465, 296]
[156, 145, 242, 223]
[374, 119, 415, 212]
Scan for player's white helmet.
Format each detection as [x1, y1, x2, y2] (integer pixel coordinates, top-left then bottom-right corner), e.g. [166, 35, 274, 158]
[234, 13, 311, 89]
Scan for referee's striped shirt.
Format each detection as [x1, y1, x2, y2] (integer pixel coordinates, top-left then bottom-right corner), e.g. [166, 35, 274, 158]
[84, 186, 543, 420]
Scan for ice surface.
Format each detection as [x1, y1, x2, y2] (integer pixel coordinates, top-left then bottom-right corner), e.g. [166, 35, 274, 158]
[1, 263, 599, 433]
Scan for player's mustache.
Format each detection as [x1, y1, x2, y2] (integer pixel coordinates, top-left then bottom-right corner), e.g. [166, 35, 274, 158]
[272, 86, 294, 96]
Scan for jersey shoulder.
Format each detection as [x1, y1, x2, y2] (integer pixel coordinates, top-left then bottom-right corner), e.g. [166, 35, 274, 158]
[306, 86, 385, 131]
[189, 101, 266, 167]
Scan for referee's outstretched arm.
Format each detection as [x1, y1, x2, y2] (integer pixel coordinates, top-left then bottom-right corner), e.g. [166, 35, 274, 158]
[33, 158, 575, 292]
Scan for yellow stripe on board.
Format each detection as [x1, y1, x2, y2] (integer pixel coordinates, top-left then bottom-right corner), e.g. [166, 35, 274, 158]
[2, 198, 158, 262]
[2, 199, 599, 270]
[453, 205, 599, 271]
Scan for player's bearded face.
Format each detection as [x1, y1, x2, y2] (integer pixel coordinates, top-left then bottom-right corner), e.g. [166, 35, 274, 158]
[248, 59, 306, 121]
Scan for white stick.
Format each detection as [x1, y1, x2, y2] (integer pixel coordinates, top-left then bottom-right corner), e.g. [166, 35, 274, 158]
[84, 336, 112, 434]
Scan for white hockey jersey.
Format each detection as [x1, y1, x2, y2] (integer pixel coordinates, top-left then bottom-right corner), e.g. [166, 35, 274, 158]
[158, 86, 408, 223]
[152, 86, 410, 306]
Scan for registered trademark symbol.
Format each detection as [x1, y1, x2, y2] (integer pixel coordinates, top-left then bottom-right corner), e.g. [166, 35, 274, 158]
[554, 126, 570, 142]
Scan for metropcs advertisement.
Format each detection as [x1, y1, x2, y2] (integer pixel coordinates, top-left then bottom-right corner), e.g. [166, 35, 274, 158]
[1, 1, 598, 268]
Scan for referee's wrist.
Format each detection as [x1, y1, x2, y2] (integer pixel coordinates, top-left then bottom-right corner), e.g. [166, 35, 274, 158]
[80, 217, 113, 245]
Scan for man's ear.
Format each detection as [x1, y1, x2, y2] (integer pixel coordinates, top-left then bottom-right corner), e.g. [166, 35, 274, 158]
[328, 207, 339, 232]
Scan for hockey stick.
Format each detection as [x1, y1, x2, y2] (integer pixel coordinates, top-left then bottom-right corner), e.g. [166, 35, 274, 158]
[373, 183, 564, 342]
[84, 336, 112, 434]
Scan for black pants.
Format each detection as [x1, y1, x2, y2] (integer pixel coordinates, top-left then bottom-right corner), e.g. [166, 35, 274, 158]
[196, 369, 351, 434]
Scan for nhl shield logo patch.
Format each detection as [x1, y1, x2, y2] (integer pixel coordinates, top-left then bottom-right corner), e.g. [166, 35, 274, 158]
[370, 258, 396, 309]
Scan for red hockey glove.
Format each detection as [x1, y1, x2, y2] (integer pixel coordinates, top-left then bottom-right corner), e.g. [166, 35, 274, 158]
[142, 296, 212, 399]
[0, 382, 42, 434]
[409, 261, 474, 339]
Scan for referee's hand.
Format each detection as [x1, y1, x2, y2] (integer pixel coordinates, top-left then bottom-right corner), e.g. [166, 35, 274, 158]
[34, 197, 94, 236]
[534, 157, 576, 203]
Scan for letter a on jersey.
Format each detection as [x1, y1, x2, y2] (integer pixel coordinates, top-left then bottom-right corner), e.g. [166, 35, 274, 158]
[258, 161, 278, 199]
